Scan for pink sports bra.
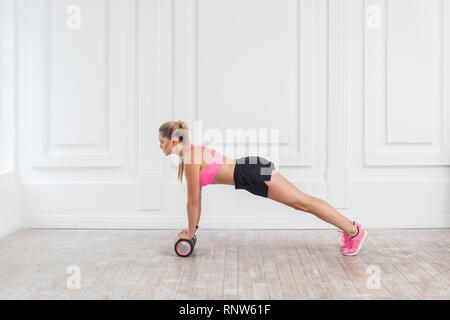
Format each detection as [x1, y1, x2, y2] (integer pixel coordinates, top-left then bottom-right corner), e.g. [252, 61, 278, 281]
[185, 144, 223, 187]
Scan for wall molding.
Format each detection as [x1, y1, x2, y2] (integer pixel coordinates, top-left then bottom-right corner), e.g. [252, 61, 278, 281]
[326, 0, 349, 209]
[173, 0, 315, 166]
[23, 0, 130, 168]
[137, 0, 162, 210]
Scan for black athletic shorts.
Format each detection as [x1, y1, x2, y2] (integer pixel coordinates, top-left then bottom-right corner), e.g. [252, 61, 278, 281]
[233, 156, 275, 198]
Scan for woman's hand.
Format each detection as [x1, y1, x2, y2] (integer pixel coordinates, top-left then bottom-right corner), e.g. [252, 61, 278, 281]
[177, 229, 189, 237]
[174, 229, 195, 245]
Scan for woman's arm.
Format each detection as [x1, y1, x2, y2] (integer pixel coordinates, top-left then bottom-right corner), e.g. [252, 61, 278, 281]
[186, 202, 199, 235]
[184, 150, 201, 236]
[196, 187, 202, 228]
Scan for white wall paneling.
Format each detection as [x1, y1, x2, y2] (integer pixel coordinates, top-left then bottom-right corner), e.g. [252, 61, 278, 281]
[347, 0, 449, 228]
[191, 0, 315, 166]
[0, 0, 16, 173]
[16, 0, 136, 173]
[0, 0, 22, 239]
[364, 0, 450, 165]
[6, 0, 449, 231]
[16, 0, 139, 230]
[24, 0, 133, 168]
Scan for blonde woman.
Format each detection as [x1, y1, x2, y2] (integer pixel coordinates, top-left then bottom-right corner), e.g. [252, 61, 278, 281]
[159, 120, 367, 256]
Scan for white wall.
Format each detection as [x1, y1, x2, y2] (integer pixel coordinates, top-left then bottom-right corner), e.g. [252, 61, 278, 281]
[0, 172, 21, 240]
[0, 0, 22, 239]
[10, 0, 450, 230]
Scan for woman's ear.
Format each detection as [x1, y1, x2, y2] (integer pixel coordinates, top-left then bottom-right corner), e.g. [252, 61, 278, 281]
[171, 138, 180, 149]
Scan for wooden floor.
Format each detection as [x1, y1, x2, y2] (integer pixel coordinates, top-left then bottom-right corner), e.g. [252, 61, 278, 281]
[0, 228, 448, 300]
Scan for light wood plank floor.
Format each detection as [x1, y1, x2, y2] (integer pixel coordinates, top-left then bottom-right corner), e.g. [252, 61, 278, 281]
[0, 228, 448, 300]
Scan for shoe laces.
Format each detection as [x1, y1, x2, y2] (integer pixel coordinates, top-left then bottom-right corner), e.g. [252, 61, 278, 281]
[337, 230, 348, 245]
[347, 236, 356, 249]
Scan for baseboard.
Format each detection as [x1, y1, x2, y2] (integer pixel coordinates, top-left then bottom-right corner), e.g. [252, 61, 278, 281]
[24, 214, 450, 229]
[0, 218, 23, 240]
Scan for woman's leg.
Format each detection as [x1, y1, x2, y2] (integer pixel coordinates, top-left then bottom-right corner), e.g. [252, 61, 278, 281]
[264, 171, 357, 237]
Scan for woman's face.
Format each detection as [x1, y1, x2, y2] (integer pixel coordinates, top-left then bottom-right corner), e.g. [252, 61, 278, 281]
[158, 133, 173, 156]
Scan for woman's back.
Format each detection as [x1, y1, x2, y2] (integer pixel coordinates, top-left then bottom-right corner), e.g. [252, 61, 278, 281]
[185, 144, 236, 186]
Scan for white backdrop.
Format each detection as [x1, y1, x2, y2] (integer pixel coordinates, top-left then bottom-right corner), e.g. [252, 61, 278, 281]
[0, 0, 21, 239]
[0, 0, 449, 238]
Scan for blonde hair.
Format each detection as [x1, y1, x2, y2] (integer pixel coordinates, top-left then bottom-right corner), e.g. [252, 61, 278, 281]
[159, 120, 190, 184]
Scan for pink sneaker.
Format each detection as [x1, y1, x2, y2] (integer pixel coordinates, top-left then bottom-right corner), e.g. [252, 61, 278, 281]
[338, 221, 361, 250]
[342, 225, 368, 256]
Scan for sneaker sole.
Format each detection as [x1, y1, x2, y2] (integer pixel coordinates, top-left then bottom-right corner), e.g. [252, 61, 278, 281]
[342, 230, 368, 256]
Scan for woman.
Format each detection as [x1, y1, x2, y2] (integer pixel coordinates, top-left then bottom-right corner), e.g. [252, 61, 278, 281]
[159, 120, 367, 256]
